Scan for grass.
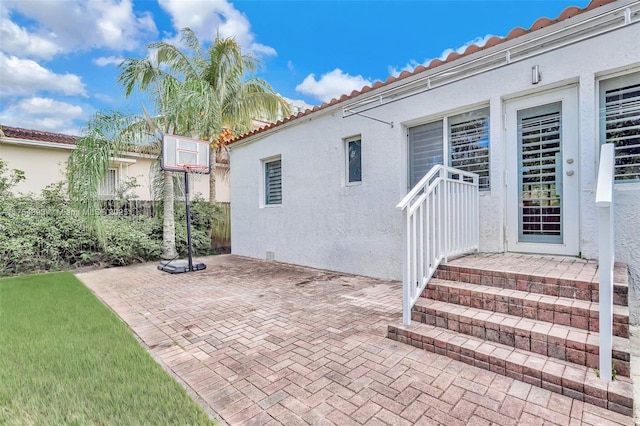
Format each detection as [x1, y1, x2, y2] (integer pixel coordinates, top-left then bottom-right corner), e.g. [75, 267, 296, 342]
[0, 272, 216, 425]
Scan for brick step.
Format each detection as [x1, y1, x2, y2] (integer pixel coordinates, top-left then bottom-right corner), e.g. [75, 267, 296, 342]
[387, 322, 633, 417]
[413, 299, 630, 377]
[435, 264, 628, 306]
[424, 278, 629, 338]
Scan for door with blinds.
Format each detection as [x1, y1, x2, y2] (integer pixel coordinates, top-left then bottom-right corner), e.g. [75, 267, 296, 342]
[505, 87, 579, 255]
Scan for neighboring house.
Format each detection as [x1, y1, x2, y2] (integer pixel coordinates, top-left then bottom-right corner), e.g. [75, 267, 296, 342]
[229, 0, 639, 282]
[0, 126, 227, 201]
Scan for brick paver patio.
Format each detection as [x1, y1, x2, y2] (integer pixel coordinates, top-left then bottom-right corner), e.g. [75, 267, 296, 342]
[77, 255, 633, 425]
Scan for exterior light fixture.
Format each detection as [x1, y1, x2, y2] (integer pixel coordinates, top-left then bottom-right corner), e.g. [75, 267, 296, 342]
[532, 65, 541, 85]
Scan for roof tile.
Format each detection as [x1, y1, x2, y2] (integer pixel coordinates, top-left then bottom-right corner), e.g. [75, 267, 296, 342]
[1, 125, 77, 145]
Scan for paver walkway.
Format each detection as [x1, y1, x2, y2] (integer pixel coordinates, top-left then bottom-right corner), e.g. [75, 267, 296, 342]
[77, 255, 633, 425]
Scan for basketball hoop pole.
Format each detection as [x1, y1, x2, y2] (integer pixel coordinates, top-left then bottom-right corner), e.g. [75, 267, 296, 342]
[157, 133, 208, 274]
[184, 170, 194, 272]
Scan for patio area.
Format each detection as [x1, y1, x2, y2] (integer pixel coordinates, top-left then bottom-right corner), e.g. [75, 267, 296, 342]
[77, 255, 632, 425]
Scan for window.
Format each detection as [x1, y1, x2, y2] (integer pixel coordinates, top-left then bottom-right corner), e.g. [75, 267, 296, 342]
[599, 72, 640, 182]
[100, 168, 118, 198]
[346, 137, 362, 184]
[264, 158, 282, 205]
[408, 122, 443, 188]
[408, 107, 490, 190]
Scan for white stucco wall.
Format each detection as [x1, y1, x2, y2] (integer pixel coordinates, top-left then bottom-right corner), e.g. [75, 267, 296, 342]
[231, 19, 640, 283]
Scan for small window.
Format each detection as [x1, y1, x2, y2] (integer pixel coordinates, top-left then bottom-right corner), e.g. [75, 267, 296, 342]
[599, 72, 640, 183]
[264, 158, 282, 205]
[346, 137, 362, 184]
[100, 169, 117, 198]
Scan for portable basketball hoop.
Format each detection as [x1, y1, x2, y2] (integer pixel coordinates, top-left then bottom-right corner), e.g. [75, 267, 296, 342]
[157, 133, 211, 275]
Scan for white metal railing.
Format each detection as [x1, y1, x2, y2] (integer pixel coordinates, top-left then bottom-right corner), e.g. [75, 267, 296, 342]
[595, 143, 615, 382]
[396, 165, 480, 325]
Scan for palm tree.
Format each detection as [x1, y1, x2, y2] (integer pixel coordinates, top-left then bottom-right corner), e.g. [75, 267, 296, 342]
[121, 28, 290, 202]
[69, 63, 216, 259]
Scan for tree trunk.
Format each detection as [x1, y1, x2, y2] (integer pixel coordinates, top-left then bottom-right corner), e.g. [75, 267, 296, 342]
[161, 170, 177, 259]
[209, 147, 217, 202]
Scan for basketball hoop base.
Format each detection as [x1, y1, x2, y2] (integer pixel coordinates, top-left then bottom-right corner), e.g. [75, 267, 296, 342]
[157, 259, 206, 274]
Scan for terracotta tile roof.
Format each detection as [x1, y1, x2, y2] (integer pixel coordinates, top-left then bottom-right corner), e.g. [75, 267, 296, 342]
[229, 0, 616, 145]
[1, 125, 78, 146]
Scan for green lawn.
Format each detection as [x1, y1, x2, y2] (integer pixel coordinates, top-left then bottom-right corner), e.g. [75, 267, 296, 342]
[0, 272, 216, 425]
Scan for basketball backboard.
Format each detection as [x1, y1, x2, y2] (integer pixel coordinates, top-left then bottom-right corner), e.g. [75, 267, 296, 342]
[161, 134, 210, 174]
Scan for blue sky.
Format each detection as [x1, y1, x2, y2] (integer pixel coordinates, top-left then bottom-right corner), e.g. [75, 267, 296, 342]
[0, 0, 591, 136]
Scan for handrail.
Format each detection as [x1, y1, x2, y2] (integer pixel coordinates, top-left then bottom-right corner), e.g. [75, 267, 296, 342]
[397, 165, 480, 325]
[397, 165, 443, 209]
[596, 143, 615, 382]
[596, 143, 614, 207]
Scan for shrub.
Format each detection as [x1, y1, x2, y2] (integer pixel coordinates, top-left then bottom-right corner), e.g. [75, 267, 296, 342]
[0, 160, 219, 275]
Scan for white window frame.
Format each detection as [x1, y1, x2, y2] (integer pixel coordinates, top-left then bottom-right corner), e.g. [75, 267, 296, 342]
[261, 156, 282, 207]
[100, 168, 118, 198]
[345, 135, 362, 186]
[407, 106, 490, 191]
[598, 71, 640, 185]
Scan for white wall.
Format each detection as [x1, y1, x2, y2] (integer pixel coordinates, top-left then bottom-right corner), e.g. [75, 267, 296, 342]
[232, 24, 639, 283]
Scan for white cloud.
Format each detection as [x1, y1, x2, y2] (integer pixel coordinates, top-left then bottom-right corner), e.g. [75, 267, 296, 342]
[158, 0, 276, 57]
[0, 18, 61, 59]
[0, 97, 87, 135]
[389, 34, 497, 77]
[94, 56, 124, 67]
[295, 69, 372, 103]
[0, 53, 87, 97]
[1, 0, 157, 55]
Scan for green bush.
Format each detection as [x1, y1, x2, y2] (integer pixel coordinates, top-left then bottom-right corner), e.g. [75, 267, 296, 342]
[0, 160, 217, 275]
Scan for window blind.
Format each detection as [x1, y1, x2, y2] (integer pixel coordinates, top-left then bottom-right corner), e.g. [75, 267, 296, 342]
[408, 121, 443, 188]
[602, 80, 640, 182]
[265, 160, 282, 205]
[449, 108, 490, 190]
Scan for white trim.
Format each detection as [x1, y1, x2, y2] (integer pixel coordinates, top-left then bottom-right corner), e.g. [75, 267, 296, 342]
[109, 157, 136, 164]
[0, 137, 75, 151]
